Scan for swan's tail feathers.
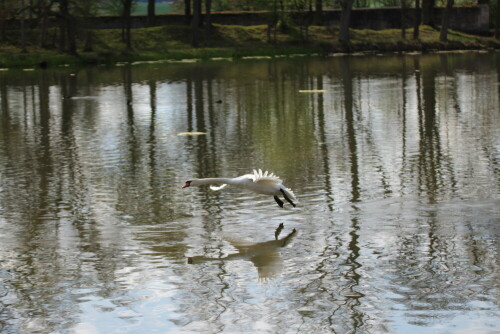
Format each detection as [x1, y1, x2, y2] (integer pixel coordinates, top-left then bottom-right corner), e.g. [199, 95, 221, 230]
[209, 184, 228, 191]
[252, 169, 282, 184]
[282, 187, 297, 201]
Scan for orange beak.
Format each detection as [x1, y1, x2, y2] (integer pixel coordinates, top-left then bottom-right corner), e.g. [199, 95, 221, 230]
[182, 182, 190, 189]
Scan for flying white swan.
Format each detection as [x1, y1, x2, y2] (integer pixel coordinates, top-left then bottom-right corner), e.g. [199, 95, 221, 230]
[182, 169, 297, 208]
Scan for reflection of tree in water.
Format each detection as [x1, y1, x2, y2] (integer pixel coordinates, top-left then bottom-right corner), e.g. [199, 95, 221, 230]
[388, 209, 499, 327]
[339, 56, 365, 332]
[183, 68, 225, 229]
[413, 56, 460, 203]
[181, 68, 230, 332]
[0, 70, 138, 333]
[314, 74, 335, 212]
[386, 58, 498, 327]
[296, 58, 367, 333]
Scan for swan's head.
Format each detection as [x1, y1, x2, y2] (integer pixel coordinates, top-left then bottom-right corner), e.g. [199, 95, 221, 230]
[182, 180, 192, 188]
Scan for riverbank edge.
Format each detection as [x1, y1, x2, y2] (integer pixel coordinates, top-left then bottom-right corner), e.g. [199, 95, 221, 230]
[1, 25, 499, 69]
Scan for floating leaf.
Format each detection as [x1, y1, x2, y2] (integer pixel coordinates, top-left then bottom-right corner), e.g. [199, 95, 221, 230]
[298, 89, 326, 93]
[242, 56, 272, 60]
[177, 132, 207, 136]
[168, 59, 200, 63]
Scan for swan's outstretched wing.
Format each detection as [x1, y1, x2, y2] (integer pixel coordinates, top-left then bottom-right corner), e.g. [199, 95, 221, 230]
[210, 184, 228, 191]
[251, 169, 283, 184]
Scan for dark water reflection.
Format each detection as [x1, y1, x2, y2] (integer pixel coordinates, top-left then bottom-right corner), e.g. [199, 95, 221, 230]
[0, 52, 499, 333]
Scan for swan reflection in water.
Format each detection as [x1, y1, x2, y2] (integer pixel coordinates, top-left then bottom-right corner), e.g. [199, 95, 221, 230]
[188, 224, 296, 280]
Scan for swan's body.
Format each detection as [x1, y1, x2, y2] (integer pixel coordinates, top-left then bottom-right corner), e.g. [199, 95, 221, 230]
[182, 169, 296, 208]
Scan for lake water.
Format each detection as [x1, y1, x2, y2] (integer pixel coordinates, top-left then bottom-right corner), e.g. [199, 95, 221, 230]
[0, 52, 499, 334]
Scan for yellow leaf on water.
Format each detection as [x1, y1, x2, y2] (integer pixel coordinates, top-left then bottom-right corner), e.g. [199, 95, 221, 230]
[298, 89, 326, 93]
[177, 132, 207, 136]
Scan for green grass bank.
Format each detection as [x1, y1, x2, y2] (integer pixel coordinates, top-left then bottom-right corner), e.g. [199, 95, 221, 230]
[1, 24, 499, 68]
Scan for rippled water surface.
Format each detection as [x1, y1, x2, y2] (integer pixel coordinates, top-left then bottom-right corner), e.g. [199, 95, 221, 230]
[0, 52, 499, 334]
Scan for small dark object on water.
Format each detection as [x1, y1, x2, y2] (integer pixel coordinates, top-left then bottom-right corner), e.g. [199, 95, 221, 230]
[215, 99, 222, 104]
[38, 61, 48, 69]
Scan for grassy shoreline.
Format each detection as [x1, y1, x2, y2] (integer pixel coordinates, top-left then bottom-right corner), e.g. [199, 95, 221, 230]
[1, 24, 499, 69]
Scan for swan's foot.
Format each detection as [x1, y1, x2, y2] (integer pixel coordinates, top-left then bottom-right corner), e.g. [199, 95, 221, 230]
[274, 196, 284, 208]
[275, 223, 284, 240]
[280, 189, 296, 207]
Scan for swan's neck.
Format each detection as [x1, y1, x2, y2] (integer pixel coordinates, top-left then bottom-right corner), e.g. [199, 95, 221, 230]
[191, 178, 234, 186]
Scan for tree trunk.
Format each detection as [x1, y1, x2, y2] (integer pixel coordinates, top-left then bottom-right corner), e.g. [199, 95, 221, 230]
[83, 30, 93, 52]
[191, 0, 201, 47]
[147, 0, 155, 26]
[422, 0, 435, 27]
[278, 0, 284, 13]
[58, 22, 66, 52]
[184, 0, 191, 25]
[495, 0, 499, 39]
[439, 0, 454, 42]
[314, 0, 323, 25]
[66, 12, 77, 54]
[413, 0, 421, 39]
[39, 1, 50, 48]
[401, 0, 407, 40]
[123, 0, 132, 51]
[204, 0, 212, 46]
[339, 0, 355, 45]
[0, 0, 5, 42]
[20, 0, 27, 52]
[58, 0, 76, 55]
[267, 0, 278, 44]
